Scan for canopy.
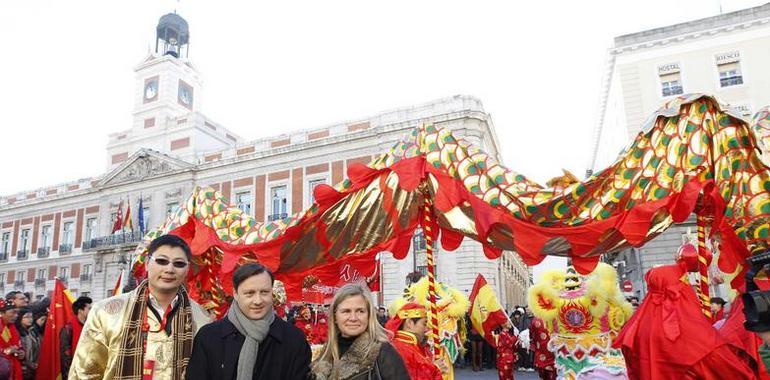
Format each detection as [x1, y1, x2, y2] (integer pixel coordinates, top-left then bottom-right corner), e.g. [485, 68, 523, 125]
[132, 94, 770, 306]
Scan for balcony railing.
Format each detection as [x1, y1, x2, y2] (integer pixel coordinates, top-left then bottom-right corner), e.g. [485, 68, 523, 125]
[16, 250, 28, 260]
[0, 253, 7, 262]
[37, 247, 50, 258]
[34, 278, 46, 287]
[720, 76, 743, 87]
[267, 213, 288, 221]
[13, 280, 24, 288]
[662, 86, 683, 97]
[59, 244, 73, 254]
[80, 274, 92, 282]
[82, 230, 144, 251]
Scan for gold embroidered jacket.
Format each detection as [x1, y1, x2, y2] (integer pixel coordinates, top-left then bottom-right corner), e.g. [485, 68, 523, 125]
[68, 289, 210, 379]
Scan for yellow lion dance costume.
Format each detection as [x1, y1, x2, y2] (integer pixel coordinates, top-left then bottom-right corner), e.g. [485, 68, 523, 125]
[528, 263, 633, 380]
[389, 276, 470, 380]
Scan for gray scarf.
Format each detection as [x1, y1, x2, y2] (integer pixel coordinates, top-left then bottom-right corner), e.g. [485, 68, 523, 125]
[227, 301, 275, 380]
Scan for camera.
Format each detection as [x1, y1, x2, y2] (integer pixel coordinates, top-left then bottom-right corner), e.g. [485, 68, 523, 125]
[742, 250, 770, 332]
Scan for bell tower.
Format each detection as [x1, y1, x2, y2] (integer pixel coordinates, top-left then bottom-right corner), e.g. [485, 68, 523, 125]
[129, 12, 202, 126]
[156, 13, 190, 58]
[105, 12, 239, 170]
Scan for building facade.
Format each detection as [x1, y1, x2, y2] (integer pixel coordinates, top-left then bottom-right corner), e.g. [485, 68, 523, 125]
[0, 13, 530, 308]
[588, 4, 770, 298]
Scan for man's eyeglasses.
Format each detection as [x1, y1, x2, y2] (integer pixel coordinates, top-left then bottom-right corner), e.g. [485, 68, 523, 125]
[151, 256, 189, 269]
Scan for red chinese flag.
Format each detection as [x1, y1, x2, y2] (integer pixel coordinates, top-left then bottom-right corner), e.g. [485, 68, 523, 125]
[112, 201, 123, 233]
[36, 279, 76, 380]
[469, 274, 510, 346]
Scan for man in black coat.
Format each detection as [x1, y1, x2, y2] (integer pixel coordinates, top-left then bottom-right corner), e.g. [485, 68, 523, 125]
[186, 264, 311, 380]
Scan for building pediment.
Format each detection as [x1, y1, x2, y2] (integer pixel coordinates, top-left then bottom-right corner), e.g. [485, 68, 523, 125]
[100, 149, 193, 187]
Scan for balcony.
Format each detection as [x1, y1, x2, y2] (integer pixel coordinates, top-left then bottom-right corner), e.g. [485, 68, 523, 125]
[34, 278, 46, 287]
[79, 274, 92, 282]
[59, 244, 72, 254]
[267, 213, 288, 221]
[82, 231, 144, 251]
[662, 87, 683, 97]
[720, 76, 743, 87]
[37, 247, 50, 258]
[16, 250, 28, 260]
[13, 280, 24, 288]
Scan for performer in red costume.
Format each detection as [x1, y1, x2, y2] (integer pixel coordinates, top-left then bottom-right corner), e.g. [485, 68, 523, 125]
[384, 302, 443, 380]
[613, 262, 755, 379]
[717, 279, 770, 379]
[293, 305, 327, 345]
[495, 323, 518, 380]
[529, 317, 556, 380]
[0, 299, 24, 380]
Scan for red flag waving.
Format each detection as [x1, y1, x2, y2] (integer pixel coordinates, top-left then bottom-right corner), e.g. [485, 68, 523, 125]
[36, 279, 75, 380]
[112, 201, 123, 233]
[469, 274, 510, 346]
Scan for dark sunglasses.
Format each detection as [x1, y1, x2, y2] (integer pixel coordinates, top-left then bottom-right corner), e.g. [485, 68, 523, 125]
[151, 256, 189, 269]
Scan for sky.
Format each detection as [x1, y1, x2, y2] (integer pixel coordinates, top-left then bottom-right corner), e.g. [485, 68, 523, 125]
[0, 0, 766, 281]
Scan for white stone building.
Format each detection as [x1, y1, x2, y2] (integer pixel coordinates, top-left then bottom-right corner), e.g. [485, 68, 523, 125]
[589, 4, 770, 297]
[0, 13, 530, 308]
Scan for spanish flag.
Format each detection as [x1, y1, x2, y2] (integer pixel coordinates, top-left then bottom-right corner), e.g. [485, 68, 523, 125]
[123, 198, 133, 231]
[469, 274, 510, 346]
[36, 279, 76, 380]
[113, 269, 124, 296]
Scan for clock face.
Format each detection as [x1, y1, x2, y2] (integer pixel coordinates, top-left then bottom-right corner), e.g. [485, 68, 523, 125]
[143, 76, 159, 103]
[144, 81, 157, 100]
[177, 80, 194, 109]
[180, 88, 191, 104]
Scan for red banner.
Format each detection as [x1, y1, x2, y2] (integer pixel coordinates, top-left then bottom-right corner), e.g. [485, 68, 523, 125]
[280, 252, 380, 303]
[36, 279, 75, 380]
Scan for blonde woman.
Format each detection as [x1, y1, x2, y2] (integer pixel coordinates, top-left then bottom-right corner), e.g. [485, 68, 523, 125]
[311, 283, 409, 380]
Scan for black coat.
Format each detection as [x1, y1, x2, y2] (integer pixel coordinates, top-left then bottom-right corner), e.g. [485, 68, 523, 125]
[186, 316, 311, 380]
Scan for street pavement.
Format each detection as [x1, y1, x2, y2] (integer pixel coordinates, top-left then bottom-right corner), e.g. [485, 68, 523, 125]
[454, 367, 540, 379]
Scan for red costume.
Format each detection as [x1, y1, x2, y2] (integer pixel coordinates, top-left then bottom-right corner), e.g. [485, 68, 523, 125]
[385, 302, 442, 380]
[717, 281, 770, 379]
[0, 299, 23, 380]
[613, 263, 755, 379]
[495, 329, 518, 380]
[391, 330, 442, 380]
[529, 317, 555, 380]
[293, 306, 328, 345]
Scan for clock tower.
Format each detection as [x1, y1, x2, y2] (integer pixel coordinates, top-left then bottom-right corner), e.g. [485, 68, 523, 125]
[106, 13, 241, 169]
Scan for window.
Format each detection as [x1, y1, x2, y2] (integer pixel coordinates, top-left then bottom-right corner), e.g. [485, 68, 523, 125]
[413, 230, 426, 251]
[41, 225, 52, 249]
[0, 273, 5, 284]
[1, 232, 9, 255]
[660, 73, 683, 97]
[236, 191, 252, 215]
[37, 268, 46, 280]
[17, 271, 25, 283]
[60, 266, 69, 280]
[62, 222, 74, 245]
[718, 62, 743, 87]
[19, 229, 30, 251]
[141, 207, 150, 231]
[269, 186, 287, 220]
[81, 264, 93, 281]
[85, 218, 97, 242]
[166, 202, 179, 217]
[307, 178, 326, 204]
[716, 51, 743, 88]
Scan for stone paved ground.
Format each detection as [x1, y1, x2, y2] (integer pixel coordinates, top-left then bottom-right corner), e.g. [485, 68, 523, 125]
[454, 367, 540, 379]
